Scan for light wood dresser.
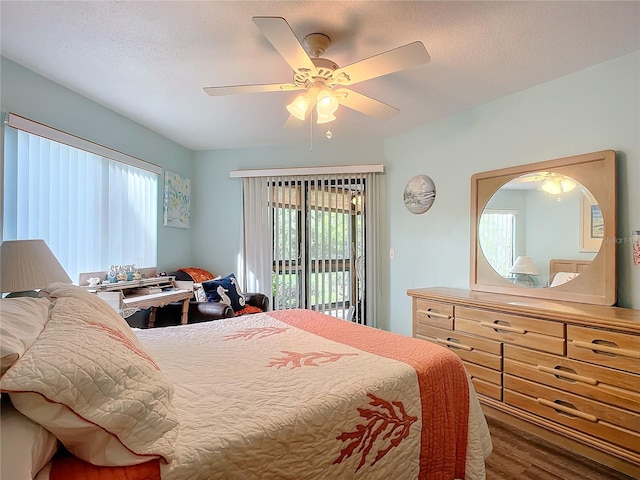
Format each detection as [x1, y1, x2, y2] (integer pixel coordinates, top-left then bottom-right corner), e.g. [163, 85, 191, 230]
[407, 287, 640, 477]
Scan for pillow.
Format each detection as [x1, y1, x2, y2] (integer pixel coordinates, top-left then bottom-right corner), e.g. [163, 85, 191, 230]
[550, 271, 580, 287]
[234, 304, 263, 316]
[1, 398, 58, 479]
[1, 283, 179, 466]
[193, 283, 207, 303]
[177, 267, 215, 283]
[0, 297, 51, 376]
[202, 273, 246, 312]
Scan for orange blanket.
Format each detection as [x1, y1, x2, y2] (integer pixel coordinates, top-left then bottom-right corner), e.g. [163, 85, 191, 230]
[177, 267, 215, 283]
[269, 309, 470, 480]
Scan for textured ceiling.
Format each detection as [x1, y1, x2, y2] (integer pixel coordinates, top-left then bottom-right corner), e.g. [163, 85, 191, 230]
[1, 1, 639, 151]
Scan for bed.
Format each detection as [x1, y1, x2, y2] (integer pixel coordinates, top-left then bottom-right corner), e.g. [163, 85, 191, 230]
[1, 283, 492, 480]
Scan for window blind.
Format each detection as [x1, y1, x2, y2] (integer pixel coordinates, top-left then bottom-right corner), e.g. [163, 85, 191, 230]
[3, 115, 159, 284]
[240, 168, 381, 326]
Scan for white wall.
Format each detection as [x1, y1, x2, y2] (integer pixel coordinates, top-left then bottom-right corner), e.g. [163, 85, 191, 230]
[0, 57, 195, 273]
[385, 51, 639, 335]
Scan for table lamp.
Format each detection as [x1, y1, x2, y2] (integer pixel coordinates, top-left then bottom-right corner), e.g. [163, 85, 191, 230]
[0, 239, 72, 297]
[509, 256, 539, 287]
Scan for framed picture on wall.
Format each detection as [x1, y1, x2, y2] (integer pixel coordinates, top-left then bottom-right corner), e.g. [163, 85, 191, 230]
[579, 194, 602, 252]
[590, 205, 604, 238]
[164, 171, 191, 229]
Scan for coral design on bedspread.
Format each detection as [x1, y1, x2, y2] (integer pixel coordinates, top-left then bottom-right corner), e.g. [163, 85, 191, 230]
[268, 308, 470, 480]
[268, 350, 359, 369]
[86, 320, 160, 370]
[223, 326, 288, 340]
[334, 392, 418, 473]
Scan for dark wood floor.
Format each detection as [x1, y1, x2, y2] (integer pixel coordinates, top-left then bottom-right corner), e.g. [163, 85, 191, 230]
[484, 416, 635, 480]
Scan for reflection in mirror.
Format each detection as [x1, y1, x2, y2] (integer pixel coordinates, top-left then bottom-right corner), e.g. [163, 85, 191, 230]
[478, 172, 601, 288]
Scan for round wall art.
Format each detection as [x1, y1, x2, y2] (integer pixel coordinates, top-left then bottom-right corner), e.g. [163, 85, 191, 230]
[403, 174, 436, 214]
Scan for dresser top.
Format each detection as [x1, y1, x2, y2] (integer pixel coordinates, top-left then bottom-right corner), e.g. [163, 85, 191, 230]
[407, 287, 640, 332]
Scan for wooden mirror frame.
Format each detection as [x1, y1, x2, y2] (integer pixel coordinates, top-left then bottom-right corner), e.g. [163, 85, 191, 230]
[470, 150, 616, 305]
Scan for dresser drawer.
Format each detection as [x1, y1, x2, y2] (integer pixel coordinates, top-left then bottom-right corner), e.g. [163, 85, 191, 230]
[463, 360, 502, 386]
[470, 377, 502, 401]
[504, 344, 640, 412]
[505, 375, 640, 451]
[414, 298, 454, 331]
[567, 326, 640, 374]
[415, 324, 502, 370]
[455, 308, 565, 355]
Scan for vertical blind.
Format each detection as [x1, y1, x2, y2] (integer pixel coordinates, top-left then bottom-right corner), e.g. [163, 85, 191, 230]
[3, 115, 159, 284]
[239, 167, 381, 326]
[478, 209, 517, 277]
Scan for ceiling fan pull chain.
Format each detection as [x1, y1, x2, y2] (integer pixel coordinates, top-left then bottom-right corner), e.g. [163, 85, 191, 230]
[309, 108, 313, 152]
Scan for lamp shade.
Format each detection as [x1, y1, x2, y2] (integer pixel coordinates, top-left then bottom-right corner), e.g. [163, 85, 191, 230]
[286, 94, 310, 120]
[316, 112, 336, 124]
[509, 256, 539, 275]
[0, 239, 72, 293]
[316, 90, 339, 116]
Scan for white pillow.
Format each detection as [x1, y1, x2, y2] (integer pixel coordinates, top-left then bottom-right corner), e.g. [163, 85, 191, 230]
[193, 282, 207, 302]
[0, 297, 51, 376]
[1, 283, 179, 466]
[1, 399, 58, 479]
[550, 271, 579, 287]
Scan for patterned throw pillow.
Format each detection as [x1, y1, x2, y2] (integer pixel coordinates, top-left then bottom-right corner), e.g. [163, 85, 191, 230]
[192, 283, 207, 303]
[1, 283, 178, 466]
[202, 273, 246, 312]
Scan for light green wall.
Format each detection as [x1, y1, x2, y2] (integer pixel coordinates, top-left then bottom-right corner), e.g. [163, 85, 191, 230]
[2, 51, 638, 334]
[385, 51, 639, 334]
[190, 139, 386, 273]
[0, 57, 195, 273]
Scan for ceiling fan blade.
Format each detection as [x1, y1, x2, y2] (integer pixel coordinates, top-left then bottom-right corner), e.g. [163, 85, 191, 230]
[253, 16, 317, 75]
[203, 83, 302, 96]
[335, 88, 399, 120]
[334, 41, 430, 86]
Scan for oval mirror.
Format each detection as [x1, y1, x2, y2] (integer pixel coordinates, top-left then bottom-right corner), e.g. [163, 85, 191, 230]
[478, 171, 602, 289]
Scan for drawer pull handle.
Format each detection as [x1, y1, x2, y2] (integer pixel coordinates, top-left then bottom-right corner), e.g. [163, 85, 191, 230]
[573, 340, 640, 359]
[537, 365, 598, 386]
[480, 321, 526, 335]
[537, 398, 598, 422]
[417, 309, 450, 320]
[436, 338, 473, 351]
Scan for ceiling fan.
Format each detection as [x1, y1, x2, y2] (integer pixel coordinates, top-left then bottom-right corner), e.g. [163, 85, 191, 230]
[505, 171, 578, 194]
[203, 16, 431, 127]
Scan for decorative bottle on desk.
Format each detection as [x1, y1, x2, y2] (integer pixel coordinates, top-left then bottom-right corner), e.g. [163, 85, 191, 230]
[107, 265, 118, 283]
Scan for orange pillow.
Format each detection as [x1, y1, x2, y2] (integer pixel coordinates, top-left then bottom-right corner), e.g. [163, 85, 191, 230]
[178, 267, 215, 283]
[234, 305, 263, 316]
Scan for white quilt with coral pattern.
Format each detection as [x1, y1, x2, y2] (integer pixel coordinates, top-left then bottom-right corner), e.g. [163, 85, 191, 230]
[134, 309, 491, 480]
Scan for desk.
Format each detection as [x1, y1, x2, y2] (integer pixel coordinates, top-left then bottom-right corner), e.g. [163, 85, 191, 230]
[123, 289, 192, 327]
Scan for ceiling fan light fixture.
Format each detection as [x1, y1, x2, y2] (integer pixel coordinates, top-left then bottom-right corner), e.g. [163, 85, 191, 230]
[316, 90, 339, 116]
[286, 94, 310, 120]
[541, 175, 576, 195]
[316, 112, 336, 124]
